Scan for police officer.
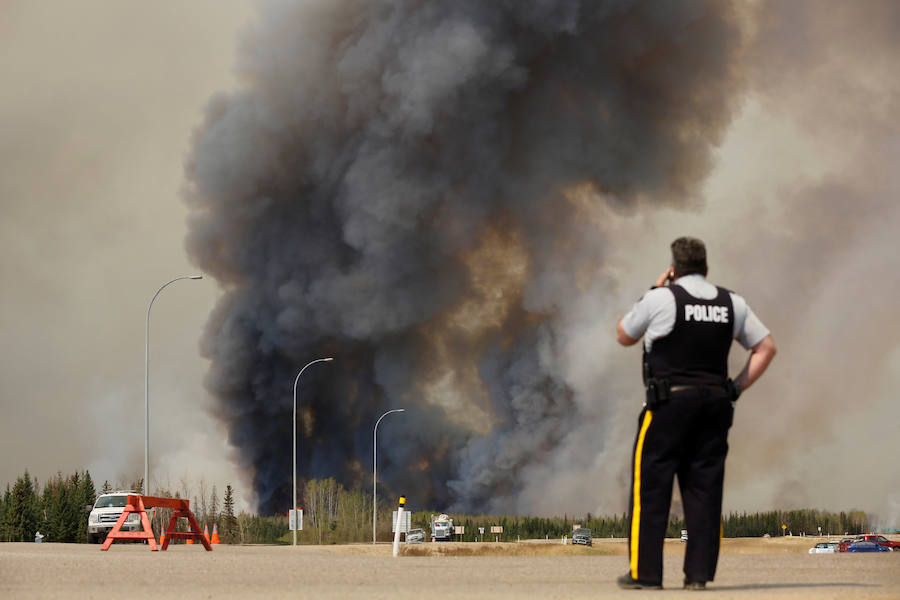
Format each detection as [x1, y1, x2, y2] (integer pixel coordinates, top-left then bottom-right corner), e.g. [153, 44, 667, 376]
[615, 237, 776, 590]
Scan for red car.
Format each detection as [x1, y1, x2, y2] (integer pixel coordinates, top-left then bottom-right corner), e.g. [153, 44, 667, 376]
[838, 537, 857, 552]
[857, 535, 900, 551]
[841, 534, 900, 552]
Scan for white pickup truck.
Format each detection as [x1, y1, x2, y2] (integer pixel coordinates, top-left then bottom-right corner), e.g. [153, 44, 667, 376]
[86, 491, 143, 543]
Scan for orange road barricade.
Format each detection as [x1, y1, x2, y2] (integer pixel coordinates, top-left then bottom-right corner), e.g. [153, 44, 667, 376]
[101, 495, 212, 551]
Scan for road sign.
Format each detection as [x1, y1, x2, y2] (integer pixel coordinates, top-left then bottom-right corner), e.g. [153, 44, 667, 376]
[392, 510, 411, 533]
[289, 509, 303, 531]
[490, 526, 503, 534]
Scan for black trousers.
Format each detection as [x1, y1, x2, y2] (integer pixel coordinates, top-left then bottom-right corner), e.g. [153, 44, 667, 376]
[626, 388, 734, 585]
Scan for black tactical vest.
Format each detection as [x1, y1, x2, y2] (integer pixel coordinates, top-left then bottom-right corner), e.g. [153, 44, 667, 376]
[644, 285, 734, 386]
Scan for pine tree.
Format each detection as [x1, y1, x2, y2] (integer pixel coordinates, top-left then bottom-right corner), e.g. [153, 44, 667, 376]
[101, 480, 112, 494]
[77, 471, 97, 543]
[65, 472, 80, 542]
[42, 472, 77, 543]
[54, 475, 77, 542]
[0, 484, 9, 541]
[40, 478, 54, 539]
[222, 485, 238, 544]
[9, 470, 40, 541]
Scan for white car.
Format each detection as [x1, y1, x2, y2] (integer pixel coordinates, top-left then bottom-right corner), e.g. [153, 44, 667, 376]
[406, 528, 425, 544]
[87, 491, 143, 543]
[808, 542, 837, 554]
[572, 528, 592, 546]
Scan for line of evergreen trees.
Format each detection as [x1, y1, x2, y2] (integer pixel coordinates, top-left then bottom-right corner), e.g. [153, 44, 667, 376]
[249, 477, 873, 545]
[0, 470, 242, 544]
[420, 508, 868, 543]
[0, 470, 96, 542]
[721, 508, 869, 538]
[0, 470, 872, 544]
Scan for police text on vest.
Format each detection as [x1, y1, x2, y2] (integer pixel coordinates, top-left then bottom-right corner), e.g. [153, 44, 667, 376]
[685, 304, 729, 323]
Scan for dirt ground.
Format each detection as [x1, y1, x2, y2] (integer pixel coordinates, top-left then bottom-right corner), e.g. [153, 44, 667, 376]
[1, 538, 897, 599]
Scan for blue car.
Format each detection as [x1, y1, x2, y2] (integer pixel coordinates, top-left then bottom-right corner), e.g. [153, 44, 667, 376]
[847, 541, 891, 553]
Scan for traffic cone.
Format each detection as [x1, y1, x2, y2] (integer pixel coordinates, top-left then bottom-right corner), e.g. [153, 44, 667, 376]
[211, 523, 220, 545]
[160, 526, 166, 544]
[203, 524, 210, 543]
[186, 524, 194, 544]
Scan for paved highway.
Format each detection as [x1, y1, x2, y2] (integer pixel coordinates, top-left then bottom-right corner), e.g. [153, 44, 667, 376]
[1, 542, 897, 599]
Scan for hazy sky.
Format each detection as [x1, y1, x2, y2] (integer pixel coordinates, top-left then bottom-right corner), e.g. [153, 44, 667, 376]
[2, 1, 898, 523]
[0, 1, 254, 507]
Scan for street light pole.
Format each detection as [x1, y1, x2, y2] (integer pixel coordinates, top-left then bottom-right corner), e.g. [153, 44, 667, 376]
[373, 408, 405, 544]
[145, 275, 202, 496]
[293, 357, 334, 546]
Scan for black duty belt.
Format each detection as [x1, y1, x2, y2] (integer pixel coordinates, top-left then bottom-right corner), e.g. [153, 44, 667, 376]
[645, 381, 737, 410]
[669, 384, 728, 393]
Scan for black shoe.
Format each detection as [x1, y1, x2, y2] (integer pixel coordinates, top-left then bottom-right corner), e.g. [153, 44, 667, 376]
[617, 573, 662, 590]
[683, 579, 706, 590]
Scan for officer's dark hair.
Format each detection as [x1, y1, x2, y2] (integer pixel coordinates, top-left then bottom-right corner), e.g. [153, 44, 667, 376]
[671, 237, 708, 277]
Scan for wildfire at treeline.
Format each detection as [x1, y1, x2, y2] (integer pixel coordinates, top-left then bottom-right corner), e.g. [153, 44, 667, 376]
[0, 470, 872, 544]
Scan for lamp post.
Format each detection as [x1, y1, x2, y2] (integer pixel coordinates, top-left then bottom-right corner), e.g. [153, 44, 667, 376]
[293, 357, 334, 546]
[373, 408, 405, 544]
[145, 275, 202, 496]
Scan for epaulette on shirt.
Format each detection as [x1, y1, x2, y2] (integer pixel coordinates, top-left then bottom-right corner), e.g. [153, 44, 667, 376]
[638, 285, 670, 301]
[642, 284, 734, 301]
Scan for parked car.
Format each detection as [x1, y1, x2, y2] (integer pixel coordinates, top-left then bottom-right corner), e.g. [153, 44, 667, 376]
[406, 528, 425, 544]
[846, 541, 891, 553]
[572, 528, 592, 546]
[86, 491, 142, 543]
[808, 542, 837, 554]
[855, 535, 900, 551]
[838, 537, 857, 552]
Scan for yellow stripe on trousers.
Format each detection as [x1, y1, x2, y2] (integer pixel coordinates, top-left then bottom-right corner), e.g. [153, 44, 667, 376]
[630, 410, 654, 580]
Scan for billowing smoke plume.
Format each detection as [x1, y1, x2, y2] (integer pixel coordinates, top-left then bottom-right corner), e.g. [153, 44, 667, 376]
[184, 0, 745, 514]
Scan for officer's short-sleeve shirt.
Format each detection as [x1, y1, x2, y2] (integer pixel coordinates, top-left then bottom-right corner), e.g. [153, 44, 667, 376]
[621, 274, 769, 352]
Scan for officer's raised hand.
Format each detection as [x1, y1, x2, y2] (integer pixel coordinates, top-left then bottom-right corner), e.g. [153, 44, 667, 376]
[654, 266, 675, 288]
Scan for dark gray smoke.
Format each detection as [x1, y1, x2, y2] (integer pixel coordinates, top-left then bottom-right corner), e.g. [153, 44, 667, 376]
[184, 0, 745, 514]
